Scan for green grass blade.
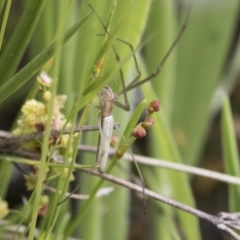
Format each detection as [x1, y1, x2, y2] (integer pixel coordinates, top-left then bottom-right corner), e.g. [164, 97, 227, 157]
[65, 99, 147, 238]
[0, 11, 92, 104]
[76, 1, 152, 239]
[0, 0, 12, 51]
[0, 0, 5, 12]
[0, 0, 46, 84]
[221, 92, 240, 212]
[143, 0, 177, 119]
[173, 0, 240, 165]
[142, 82, 201, 239]
[0, 161, 11, 198]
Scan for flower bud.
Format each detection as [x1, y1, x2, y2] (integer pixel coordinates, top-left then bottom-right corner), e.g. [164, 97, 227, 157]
[148, 100, 160, 114]
[60, 135, 70, 148]
[24, 173, 38, 191]
[132, 124, 146, 138]
[116, 147, 124, 158]
[35, 122, 45, 132]
[37, 71, 52, 87]
[38, 204, 48, 217]
[110, 135, 118, 147]
[40, 195, 49, 205]
[142, 117, 154, 129]
[43, 91, 51, 101]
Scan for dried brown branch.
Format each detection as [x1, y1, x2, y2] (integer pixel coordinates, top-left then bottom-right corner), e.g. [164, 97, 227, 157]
[77, 144, 240, 186]
[0, 124, 120, 150]
[1, 143, 240, 238]
[85, 169, 240, 240]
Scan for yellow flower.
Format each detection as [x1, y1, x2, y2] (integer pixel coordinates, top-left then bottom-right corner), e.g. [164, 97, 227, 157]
[24, 173, 38, 191]
[60, 135, 69, 148]
[0, 199, 9, 219]
[12, 127, 22, 136]
[21, 99, 45, 126]
[54, 95, 67, 110]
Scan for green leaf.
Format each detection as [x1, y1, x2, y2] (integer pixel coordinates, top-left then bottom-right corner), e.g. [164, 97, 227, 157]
[0, 0, 46, 84]
[142, 82, 201, 240]
[71, 1, 152, 240]
[0, 0, 5, 12]
[172, 0, 240, 165]
[0, 11, 92, 104]
[0, 161, 11, 198]
[221, 92, 240, 212]
[143, 0, 177, 119]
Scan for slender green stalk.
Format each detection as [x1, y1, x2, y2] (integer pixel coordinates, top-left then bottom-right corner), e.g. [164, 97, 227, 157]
[0, 11, 92, 104]
[0, 0, 12, 51]
[0, 0, 46, 84]
[221, 92, 240, 212]
[65, 99, 147, 237]
[28, 0, 69, 238]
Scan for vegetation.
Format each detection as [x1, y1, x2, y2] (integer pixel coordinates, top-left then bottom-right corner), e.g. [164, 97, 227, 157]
[0, 0, 240, 239]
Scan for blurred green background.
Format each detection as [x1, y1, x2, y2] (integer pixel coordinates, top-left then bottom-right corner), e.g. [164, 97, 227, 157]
[0, 0, 240, 239]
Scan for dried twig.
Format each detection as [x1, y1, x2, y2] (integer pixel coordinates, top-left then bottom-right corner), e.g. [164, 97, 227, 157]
[0, 124, 120, 150]
[1, 142, 240, 238]
[77, 144, 240, 186]
[45, 185, 114, 200]
[1, 143, 240, 187]
[85, 169, 240, 240]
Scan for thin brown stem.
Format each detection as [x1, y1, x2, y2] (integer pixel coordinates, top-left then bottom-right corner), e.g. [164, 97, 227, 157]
[85, 169, 240, 240]
[0, 124, 120, 150]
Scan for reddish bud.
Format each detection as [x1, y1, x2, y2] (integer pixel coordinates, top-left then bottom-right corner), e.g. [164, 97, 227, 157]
[132, 124, 146, 138]
[32, 165, 40, 173]
[142, 117, 154, 129]
[38, 195, 49, 216]
[35, 122, 45, 132]
[38, 205, 48, 217]
[148, 100, 160, 114]
[49, 135, 58, 144]
[110, 135, 118, 147]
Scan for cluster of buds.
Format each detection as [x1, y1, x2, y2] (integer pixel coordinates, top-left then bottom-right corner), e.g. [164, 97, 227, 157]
[12, 71, 72, 151]
[115, 100, 160, 159]
[12, 66, 75, 210]
[132, 100, 160, 138]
